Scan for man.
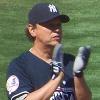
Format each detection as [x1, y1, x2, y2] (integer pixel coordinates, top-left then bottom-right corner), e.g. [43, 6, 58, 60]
[6, 3, 92, 100]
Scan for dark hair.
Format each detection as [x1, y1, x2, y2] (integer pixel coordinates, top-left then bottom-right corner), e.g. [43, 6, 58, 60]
[25, 25, 35, 42]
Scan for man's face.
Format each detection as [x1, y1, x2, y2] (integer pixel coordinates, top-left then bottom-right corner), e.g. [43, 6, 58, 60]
[33, 17, 63, 46]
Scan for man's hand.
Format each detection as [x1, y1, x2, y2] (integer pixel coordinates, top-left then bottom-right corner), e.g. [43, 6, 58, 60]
[73, 46, 91, 76]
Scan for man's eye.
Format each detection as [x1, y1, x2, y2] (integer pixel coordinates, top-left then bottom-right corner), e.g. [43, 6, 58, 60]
[48, 24, 53, 28]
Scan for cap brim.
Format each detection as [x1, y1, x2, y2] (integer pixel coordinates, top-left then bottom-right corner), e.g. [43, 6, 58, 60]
[59, 15, 70, 23]
[38, 15, 70, 24]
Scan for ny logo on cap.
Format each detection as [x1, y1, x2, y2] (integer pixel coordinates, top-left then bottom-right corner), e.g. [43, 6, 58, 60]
[48, 4, 57, 13]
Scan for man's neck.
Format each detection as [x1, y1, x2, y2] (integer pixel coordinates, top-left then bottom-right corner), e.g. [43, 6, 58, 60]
[30, 44, 54, 63]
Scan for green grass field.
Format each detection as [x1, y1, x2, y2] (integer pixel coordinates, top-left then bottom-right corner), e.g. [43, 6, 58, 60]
[0, 0, 100, 99]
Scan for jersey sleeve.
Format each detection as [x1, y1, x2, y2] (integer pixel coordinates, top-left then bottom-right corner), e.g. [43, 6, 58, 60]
[6, 59, 33, 100]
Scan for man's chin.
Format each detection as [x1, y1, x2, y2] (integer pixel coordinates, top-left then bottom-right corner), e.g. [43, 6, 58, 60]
[51, 41, 61, 46]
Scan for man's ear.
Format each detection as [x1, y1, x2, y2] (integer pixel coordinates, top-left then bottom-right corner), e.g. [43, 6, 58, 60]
[27, 24, 36, 37]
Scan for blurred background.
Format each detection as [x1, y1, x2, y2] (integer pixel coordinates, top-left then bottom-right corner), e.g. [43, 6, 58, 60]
[0, 0, 100, 99]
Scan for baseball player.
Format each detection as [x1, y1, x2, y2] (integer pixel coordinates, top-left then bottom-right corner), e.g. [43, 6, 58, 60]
[6, 3, 92, 100]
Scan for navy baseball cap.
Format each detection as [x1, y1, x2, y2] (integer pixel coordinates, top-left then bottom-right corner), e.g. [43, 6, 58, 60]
[28, 3, 70, 24]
